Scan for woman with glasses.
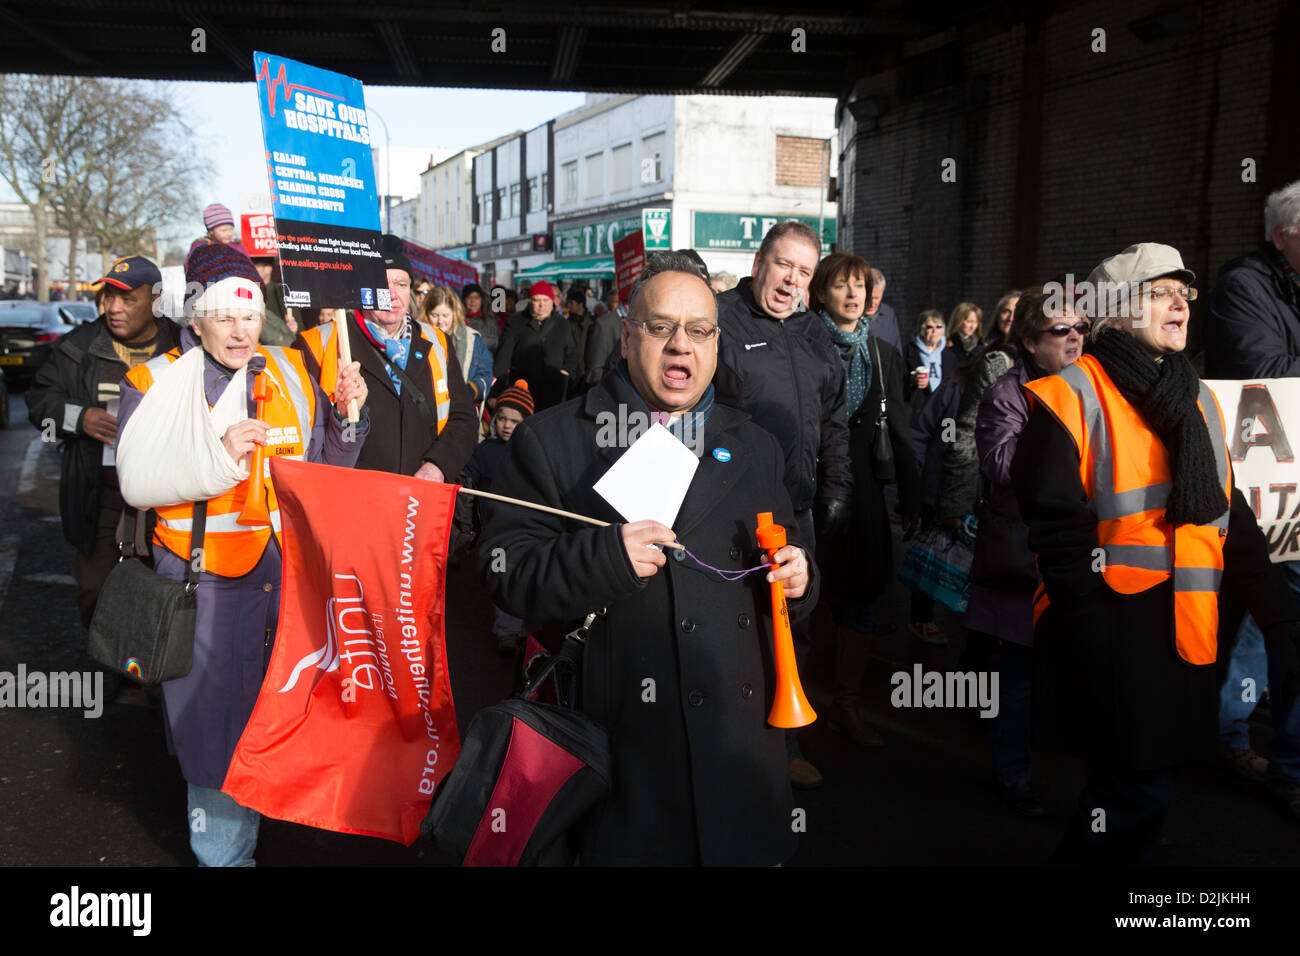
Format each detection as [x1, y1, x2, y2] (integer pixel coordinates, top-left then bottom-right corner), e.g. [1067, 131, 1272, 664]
[411, 279, 433, 311]
[963, 285, 1084, 816]
[1012, 243, 1300, 863]
[115, 244, 369, 866]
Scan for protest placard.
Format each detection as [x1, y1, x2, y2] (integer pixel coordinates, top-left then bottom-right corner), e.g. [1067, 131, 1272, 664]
[253, 51, 387, 310]
[614, 229, 645, 305]
[239, 194, 277, 257]
[1206, 378, 1300, 563]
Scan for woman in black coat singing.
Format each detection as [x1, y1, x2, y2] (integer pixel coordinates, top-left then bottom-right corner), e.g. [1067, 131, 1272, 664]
[809, 253, 920, 748]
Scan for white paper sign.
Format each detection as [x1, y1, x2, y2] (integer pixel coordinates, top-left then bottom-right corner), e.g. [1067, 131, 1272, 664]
[1205, 378, 1300, 563]
[102, 397, 120, 467]
[593, 422, 699, 528]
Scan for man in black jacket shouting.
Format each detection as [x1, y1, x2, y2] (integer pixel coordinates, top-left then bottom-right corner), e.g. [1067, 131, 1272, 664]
[27, 256, 182, 626]
[715, 221, 852, 548]
[713, 220, 851, 789]
[478, 251, 815, 865]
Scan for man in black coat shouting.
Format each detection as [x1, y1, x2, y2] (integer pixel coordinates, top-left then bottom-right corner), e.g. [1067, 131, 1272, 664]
[478, 252, 817, 866]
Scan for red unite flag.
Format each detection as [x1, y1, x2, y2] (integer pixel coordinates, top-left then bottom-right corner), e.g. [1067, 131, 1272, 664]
[223, 459, 462, 844]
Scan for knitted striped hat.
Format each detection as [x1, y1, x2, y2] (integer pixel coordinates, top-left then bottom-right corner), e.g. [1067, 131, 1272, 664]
[184, 241, 265, 317]
[497, 379, 534, 418]
[203, 203, 235, 231]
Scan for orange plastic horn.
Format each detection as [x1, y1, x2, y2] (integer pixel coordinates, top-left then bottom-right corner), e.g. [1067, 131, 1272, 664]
[236, 371, 276, 527]
[755, 511, 817, 728]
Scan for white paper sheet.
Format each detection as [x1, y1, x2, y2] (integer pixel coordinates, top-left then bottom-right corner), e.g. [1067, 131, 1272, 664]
[593, 421, 698, 528]
[102, 397, 120, 467]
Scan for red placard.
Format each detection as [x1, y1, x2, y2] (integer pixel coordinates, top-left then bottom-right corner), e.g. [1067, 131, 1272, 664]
[241, 213, 278, 257]
[614, 230, 645, 305]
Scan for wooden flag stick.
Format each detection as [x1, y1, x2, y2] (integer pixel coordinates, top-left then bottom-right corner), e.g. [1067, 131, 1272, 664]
[457, 486, 685, 551]
[330, 308, 360, 423]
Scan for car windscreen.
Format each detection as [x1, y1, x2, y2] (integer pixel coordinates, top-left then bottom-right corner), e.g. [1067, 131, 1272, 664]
[60, 305, 96, 323]
[0, 306, 51, 327]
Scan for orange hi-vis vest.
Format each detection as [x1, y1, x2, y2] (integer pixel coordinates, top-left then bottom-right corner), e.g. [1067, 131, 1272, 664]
[124, 345, 316, 577]
[1024, 354, 1231, 666]
[298, 315, 450, 434]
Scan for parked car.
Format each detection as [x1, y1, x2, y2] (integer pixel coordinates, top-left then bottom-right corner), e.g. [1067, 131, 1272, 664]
[58, 302, 98, 325]
[0, 301, 79, 386]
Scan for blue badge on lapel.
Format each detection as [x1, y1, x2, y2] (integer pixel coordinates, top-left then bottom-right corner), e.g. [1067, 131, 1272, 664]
[414, 352, 423, 360]
[713, 447, 731, 462]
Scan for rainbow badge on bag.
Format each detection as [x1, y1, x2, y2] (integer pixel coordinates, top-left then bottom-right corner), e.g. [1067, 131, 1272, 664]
[123, 658, 145, 680]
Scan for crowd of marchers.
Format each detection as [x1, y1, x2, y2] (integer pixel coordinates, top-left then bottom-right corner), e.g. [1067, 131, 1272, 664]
[19, 183, 1300, 866]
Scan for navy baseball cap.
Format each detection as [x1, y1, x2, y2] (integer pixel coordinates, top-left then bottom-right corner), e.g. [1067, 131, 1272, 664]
[97, 255, 162, 292]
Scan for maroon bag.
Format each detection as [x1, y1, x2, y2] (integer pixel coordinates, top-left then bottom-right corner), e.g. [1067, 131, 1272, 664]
[422, 616, 611, 866]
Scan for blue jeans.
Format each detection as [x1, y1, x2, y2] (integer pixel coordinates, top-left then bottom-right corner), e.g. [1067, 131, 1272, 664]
[1219, 563, 1300, 784]
[188, 784, 260, 867]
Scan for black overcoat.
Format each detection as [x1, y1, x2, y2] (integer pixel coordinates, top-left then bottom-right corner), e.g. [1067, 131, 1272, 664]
[493, 311, 579, 411]
[1011, 402, 1296, 770]
[822, 337, 919, 608]
[26, 315, 181, 553]
[295, 311, 479, 479]
[477, 373, 818, 865]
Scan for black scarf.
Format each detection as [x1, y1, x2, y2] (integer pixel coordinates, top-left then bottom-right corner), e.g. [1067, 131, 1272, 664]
[1088, 328, 1227, 526]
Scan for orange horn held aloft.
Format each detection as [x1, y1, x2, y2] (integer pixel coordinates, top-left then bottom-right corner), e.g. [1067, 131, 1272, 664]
[236, 371, 277, 528]
[755, 511, 817, 729]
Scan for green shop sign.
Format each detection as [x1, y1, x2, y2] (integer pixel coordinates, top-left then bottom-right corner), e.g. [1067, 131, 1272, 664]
[692, 211, 836, 252]
[555, 214, 642, 259]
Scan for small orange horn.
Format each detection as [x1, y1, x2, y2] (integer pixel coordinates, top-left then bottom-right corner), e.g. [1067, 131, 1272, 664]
[237, 371, 277, 528]
[755, 511, 816, 728]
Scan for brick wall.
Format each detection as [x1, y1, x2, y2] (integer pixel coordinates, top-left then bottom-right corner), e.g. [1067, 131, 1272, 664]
[775, 135, 829, 188]
[838, 0, 1289, 353]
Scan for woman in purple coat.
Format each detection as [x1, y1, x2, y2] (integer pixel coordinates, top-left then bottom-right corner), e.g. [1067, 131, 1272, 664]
[117, 246, 370, 866]
[966, 285, 1086, 815]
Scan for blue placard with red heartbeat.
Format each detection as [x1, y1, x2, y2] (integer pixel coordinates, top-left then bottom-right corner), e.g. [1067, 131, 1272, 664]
[253, 51, 388, 310]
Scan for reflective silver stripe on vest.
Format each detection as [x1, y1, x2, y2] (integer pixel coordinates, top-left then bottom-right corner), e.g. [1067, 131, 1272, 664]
[1057, 363, 1184, 521]
[1055, 361, 1232, 588]
[418, 321, 452, 425]
[1198, 381, 1231, 529]
[143, 351, 175, 380]
[1173, 566, 1223, 591]
[1104, 543, 1172, 572]
[158, 509, 281, 533]
[263, 346, 312, 458]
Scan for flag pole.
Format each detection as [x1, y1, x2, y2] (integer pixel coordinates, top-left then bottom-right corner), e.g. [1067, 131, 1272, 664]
[456, 486, 684, 551]
[329, 308, 360, 423]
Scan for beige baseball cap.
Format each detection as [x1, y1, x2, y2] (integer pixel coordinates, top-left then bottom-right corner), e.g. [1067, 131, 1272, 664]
[1085, 243, 1195, 290]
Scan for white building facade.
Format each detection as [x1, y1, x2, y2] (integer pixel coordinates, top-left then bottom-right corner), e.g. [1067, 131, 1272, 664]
[418, 133, 517, 256]
[467, 122, 553, 288]
[549, 93, 838, 288]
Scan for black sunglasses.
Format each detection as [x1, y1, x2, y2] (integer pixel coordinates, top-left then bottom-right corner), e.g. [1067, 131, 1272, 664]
[1040, 321, 1090, 337]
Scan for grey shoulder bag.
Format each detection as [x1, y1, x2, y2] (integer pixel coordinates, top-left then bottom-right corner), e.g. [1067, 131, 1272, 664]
[88, 502, 207, 685]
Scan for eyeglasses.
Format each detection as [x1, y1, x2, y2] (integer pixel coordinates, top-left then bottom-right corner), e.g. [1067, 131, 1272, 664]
[628, 318, 720, 342]
[1146, 286, 1197, 302]
[412, 289, 429, 299]
[1040, 321, 1091, 337]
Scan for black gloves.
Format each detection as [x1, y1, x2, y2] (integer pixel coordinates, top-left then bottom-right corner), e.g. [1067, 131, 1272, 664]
[1264, 621, 1300, 700]
[815, 497, 850, 541]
